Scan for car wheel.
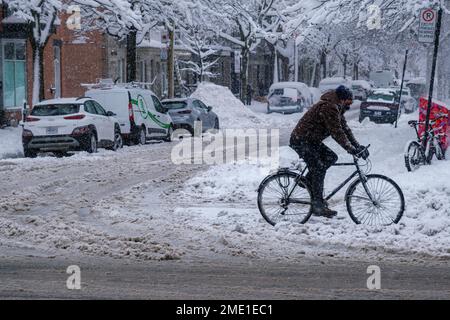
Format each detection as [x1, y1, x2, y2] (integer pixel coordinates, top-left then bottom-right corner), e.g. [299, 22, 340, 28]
[110, 130, 123, 151]
[24, 148, 37, 158]
[137, 127, 146, 145]
[86, 133, 98, 154]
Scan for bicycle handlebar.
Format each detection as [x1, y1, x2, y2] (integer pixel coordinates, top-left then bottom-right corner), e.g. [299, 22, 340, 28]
[353, 144, 371, 160]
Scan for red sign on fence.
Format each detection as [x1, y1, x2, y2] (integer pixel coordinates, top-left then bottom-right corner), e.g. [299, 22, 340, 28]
[418, 97, 450, 151]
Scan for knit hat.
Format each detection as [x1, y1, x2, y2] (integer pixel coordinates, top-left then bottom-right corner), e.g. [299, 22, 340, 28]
[336, 85, 353, 100]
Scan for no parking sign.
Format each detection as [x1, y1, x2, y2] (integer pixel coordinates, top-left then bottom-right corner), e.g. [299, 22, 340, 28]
[419, 8, 437, 43]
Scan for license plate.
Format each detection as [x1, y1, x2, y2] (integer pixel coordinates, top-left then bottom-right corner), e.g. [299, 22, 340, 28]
[374, 111, 382, 116]
[46, 127, 58, 135]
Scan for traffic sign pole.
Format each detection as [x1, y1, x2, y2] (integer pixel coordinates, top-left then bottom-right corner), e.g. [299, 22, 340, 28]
[395, 49, 408, 128]
[423, 8, 442, 159]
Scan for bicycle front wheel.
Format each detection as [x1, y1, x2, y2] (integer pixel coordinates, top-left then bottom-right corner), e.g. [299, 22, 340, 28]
[404, 140, 424, 172]
[257, 171, 312, 226]
[345, 174, 405, 226]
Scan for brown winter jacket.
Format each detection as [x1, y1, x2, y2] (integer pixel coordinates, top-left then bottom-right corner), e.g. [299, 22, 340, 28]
[290, 91, 360, 153]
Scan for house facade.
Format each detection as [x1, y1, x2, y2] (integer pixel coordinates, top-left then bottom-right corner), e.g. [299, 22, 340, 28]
[0, 6, 108, 125]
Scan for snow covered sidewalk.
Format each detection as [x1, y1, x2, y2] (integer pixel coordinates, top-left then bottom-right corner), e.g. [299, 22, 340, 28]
[0, 127, 23, 159]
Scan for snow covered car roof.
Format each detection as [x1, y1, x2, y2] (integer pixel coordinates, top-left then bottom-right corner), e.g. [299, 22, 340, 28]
[162, 98, 193, 103]
[319, 77, 351, 85]
[351, 80, 372, 90]
[269, 82, 311, 98]
[34, 97, 90, 106]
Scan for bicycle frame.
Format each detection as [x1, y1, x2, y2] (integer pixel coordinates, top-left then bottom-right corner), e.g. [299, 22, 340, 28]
[410, 122, 444, 164]
[287, 157, 374, 204]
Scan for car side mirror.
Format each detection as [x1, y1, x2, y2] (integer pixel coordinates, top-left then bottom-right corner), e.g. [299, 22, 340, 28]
[207, 106, 213, 112]
[106, 111, 116, 117]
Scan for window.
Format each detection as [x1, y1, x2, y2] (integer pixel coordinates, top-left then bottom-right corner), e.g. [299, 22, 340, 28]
[53, 45, 61, 98]
[3, 41, 26, 109]
[192, 100, 205, 110]
[93, 101, 107, 116]
[151, 96, 165, 113]
[198, 100, 208, 110]
[84, 101, 97, 114]
[31, 104, 80, 116]
[139, 60, 148, 82]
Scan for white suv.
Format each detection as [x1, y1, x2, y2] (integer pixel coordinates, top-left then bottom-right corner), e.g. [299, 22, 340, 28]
[22, 98, 123, 157]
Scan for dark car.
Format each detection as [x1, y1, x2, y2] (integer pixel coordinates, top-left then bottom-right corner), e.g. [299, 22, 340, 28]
[162, 98, 219, 135]
[359, 89, 400, 124]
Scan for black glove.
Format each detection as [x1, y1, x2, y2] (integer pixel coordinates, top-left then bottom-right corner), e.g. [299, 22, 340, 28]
[355, 145, 370, 160]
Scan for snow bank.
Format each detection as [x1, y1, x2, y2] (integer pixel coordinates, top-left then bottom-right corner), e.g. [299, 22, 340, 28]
[191, 82, 263, 128]
[191, 82, 304, 130]
[0, 127, 23, 159]
[179, 113, 450, 261]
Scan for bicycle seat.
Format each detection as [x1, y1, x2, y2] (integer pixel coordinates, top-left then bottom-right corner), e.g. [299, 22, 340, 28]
[408, 120, 418, 126]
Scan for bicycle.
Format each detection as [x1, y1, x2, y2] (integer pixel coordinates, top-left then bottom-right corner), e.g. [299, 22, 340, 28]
[257, 146, 405, 226]
[404, 115, 448, 172]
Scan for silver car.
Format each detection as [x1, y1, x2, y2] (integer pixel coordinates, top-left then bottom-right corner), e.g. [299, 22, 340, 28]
[162, 98, 219, 135]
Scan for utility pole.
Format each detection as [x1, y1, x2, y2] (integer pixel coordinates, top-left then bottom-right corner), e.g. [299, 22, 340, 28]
[167, 25, 175, 99]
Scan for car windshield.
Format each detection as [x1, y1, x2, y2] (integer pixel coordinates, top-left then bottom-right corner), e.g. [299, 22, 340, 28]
[162, 101, 187, 109]
[368, 93, 395, 102]
[31, 104, 80, 116]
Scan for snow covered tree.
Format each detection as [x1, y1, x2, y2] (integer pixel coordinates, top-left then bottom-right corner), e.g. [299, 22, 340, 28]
[210, 0, 280, 102]
[176, 0, 222, 82]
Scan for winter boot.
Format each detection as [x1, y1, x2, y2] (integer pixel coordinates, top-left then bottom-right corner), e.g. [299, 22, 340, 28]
[311, 200, 337, 218]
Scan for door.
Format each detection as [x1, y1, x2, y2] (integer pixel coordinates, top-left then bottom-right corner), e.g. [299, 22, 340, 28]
[192, 100, 209, 130]
[150, 95, 170, 136]
[199, 100, 215, 129]
[93, 101, 114, 141]
[84, 100, 106, 141]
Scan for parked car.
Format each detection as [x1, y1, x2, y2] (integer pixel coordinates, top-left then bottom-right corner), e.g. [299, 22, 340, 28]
[359, 89, 400, 124]
[161, 98, 219, 135]
[86, 82, 174, 145]
[308, 87, 322, 104]
[351, 80, 372, 101]
[22, 98, 123, 157]
[267, 82, 312, 114]
[405, 78, 427, 100]
[390, 87, 418, 114]
[318, 77, 352, 93]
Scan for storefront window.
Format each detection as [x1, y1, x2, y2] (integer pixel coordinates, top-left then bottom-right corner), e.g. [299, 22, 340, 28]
[3, 41, 26, 109]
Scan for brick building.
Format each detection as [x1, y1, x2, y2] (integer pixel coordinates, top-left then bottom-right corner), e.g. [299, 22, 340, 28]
[0, 7, 108, 125]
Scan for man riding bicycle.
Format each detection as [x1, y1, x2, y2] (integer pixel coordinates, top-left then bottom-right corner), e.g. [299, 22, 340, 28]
[290, 85, 369, 218]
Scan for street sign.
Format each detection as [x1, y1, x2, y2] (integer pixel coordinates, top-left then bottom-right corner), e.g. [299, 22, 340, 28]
[418, 8, 437, 43]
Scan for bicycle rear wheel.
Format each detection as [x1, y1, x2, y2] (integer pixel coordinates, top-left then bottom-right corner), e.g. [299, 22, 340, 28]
[257, 171, 312, 226]
[404, 141, 425, 172]
[346, 174, 405, 226]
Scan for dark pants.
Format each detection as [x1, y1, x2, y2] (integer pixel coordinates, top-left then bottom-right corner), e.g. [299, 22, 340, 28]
[290, 139, 338, 202]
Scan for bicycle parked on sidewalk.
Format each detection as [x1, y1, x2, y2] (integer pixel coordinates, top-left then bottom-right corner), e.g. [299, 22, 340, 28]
[257, 146, 405, 226]
[404, 115, 448, 172]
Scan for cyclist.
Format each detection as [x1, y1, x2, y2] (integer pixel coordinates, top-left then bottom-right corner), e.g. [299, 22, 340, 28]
[290, 85, 369, 218]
